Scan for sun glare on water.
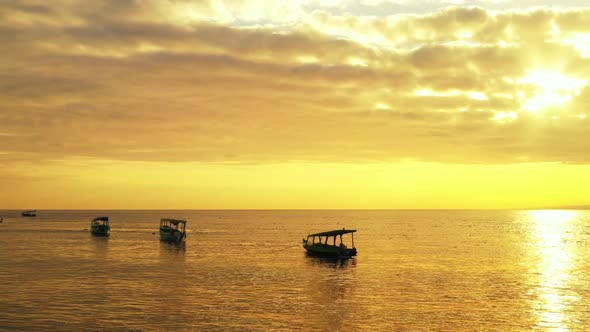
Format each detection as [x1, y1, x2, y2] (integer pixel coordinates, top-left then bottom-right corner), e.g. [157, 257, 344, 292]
[528, 210, 580, 331]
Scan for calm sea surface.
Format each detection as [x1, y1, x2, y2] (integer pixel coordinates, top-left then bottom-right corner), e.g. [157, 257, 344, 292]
[1, 209, 590, 331]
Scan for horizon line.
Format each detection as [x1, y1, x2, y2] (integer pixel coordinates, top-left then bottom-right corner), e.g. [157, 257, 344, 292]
[2, 207, 589, 211]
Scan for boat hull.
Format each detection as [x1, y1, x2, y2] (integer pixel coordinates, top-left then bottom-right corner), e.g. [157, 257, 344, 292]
[91, 225, 110, 236]
[303, 243, 357, 258]
[159, 230, 185, 243]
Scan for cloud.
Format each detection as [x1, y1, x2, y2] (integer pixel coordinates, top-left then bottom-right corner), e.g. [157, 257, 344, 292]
[1, 1, 590, 166]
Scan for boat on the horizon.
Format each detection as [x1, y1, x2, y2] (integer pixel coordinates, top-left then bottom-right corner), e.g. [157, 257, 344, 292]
[21, 210, 37, 217]
[302, 228, 357, 258]
[90, 216, 110, 236]
[159, 218, 187, 243]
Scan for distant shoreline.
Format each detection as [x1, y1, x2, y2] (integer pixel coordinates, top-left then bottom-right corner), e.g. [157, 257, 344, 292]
[1, 207, 590, 211]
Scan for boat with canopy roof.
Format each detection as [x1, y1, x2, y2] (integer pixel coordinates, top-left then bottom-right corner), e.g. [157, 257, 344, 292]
[90, 216, 110, 236]
[302, 228, 357, 258]
[159, 218, 187, 243]
[21, 210, 37, 217]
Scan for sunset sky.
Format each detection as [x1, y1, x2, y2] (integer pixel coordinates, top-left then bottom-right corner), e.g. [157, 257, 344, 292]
[2, 0, 590, 209]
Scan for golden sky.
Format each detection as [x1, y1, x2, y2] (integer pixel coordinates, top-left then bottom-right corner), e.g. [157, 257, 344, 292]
[2, 0, 590, 209]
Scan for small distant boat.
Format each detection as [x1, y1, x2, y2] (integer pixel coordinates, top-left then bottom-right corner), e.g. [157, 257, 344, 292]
[21, 210, 37, 217]
[0, 217, 3, 223]
[302, 228, 357, 258]
[159, 218, 187, 243]
[90, 216, 110, 236]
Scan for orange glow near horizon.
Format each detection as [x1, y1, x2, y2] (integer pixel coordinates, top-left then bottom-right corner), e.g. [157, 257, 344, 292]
[3, 161, 590, 209]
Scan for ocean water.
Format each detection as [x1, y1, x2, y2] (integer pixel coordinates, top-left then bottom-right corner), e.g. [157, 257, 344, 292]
[1, 209, 590, 331]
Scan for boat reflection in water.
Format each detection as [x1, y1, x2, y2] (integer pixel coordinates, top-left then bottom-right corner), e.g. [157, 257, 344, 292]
[304, 255, 357, 270]
[302, 243, 357, 332]
[160, 239, 186, 253]
[91, 233, 109, 261]
[527, 210, 581, 331]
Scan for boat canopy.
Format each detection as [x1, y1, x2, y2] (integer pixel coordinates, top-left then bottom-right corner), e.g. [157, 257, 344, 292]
[160, 218, 186, 225]
[308, 229, 356, 237]
[92, 216, 109, 222]
[23, 210, 37, 213]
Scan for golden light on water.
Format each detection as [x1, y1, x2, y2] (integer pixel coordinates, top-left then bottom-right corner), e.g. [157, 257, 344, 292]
[528, 210, 579, 331]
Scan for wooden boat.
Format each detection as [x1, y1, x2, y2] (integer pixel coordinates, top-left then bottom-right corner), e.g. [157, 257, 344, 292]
[302, 229, 357, 258]
[90, 216, 110, 236]
[159, 218, 186, 243]
[21, 210, 37, 217]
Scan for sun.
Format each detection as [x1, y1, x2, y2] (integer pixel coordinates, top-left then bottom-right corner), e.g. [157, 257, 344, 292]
[517, 70, 587, 113]
[561, 33, 590, 58]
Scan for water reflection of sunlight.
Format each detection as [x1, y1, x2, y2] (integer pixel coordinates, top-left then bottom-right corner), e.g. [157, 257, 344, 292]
[528, 210, 579, 331]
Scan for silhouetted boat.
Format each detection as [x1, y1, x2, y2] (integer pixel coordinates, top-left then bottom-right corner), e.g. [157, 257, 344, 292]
[302, 229, 357, 258]
[21, 210, 36, 217]
[159, 218, 186, 243]
[90, 216, 110, 236]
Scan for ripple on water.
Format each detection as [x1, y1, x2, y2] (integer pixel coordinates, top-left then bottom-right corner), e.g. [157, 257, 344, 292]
[2, 210, 590, 331]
